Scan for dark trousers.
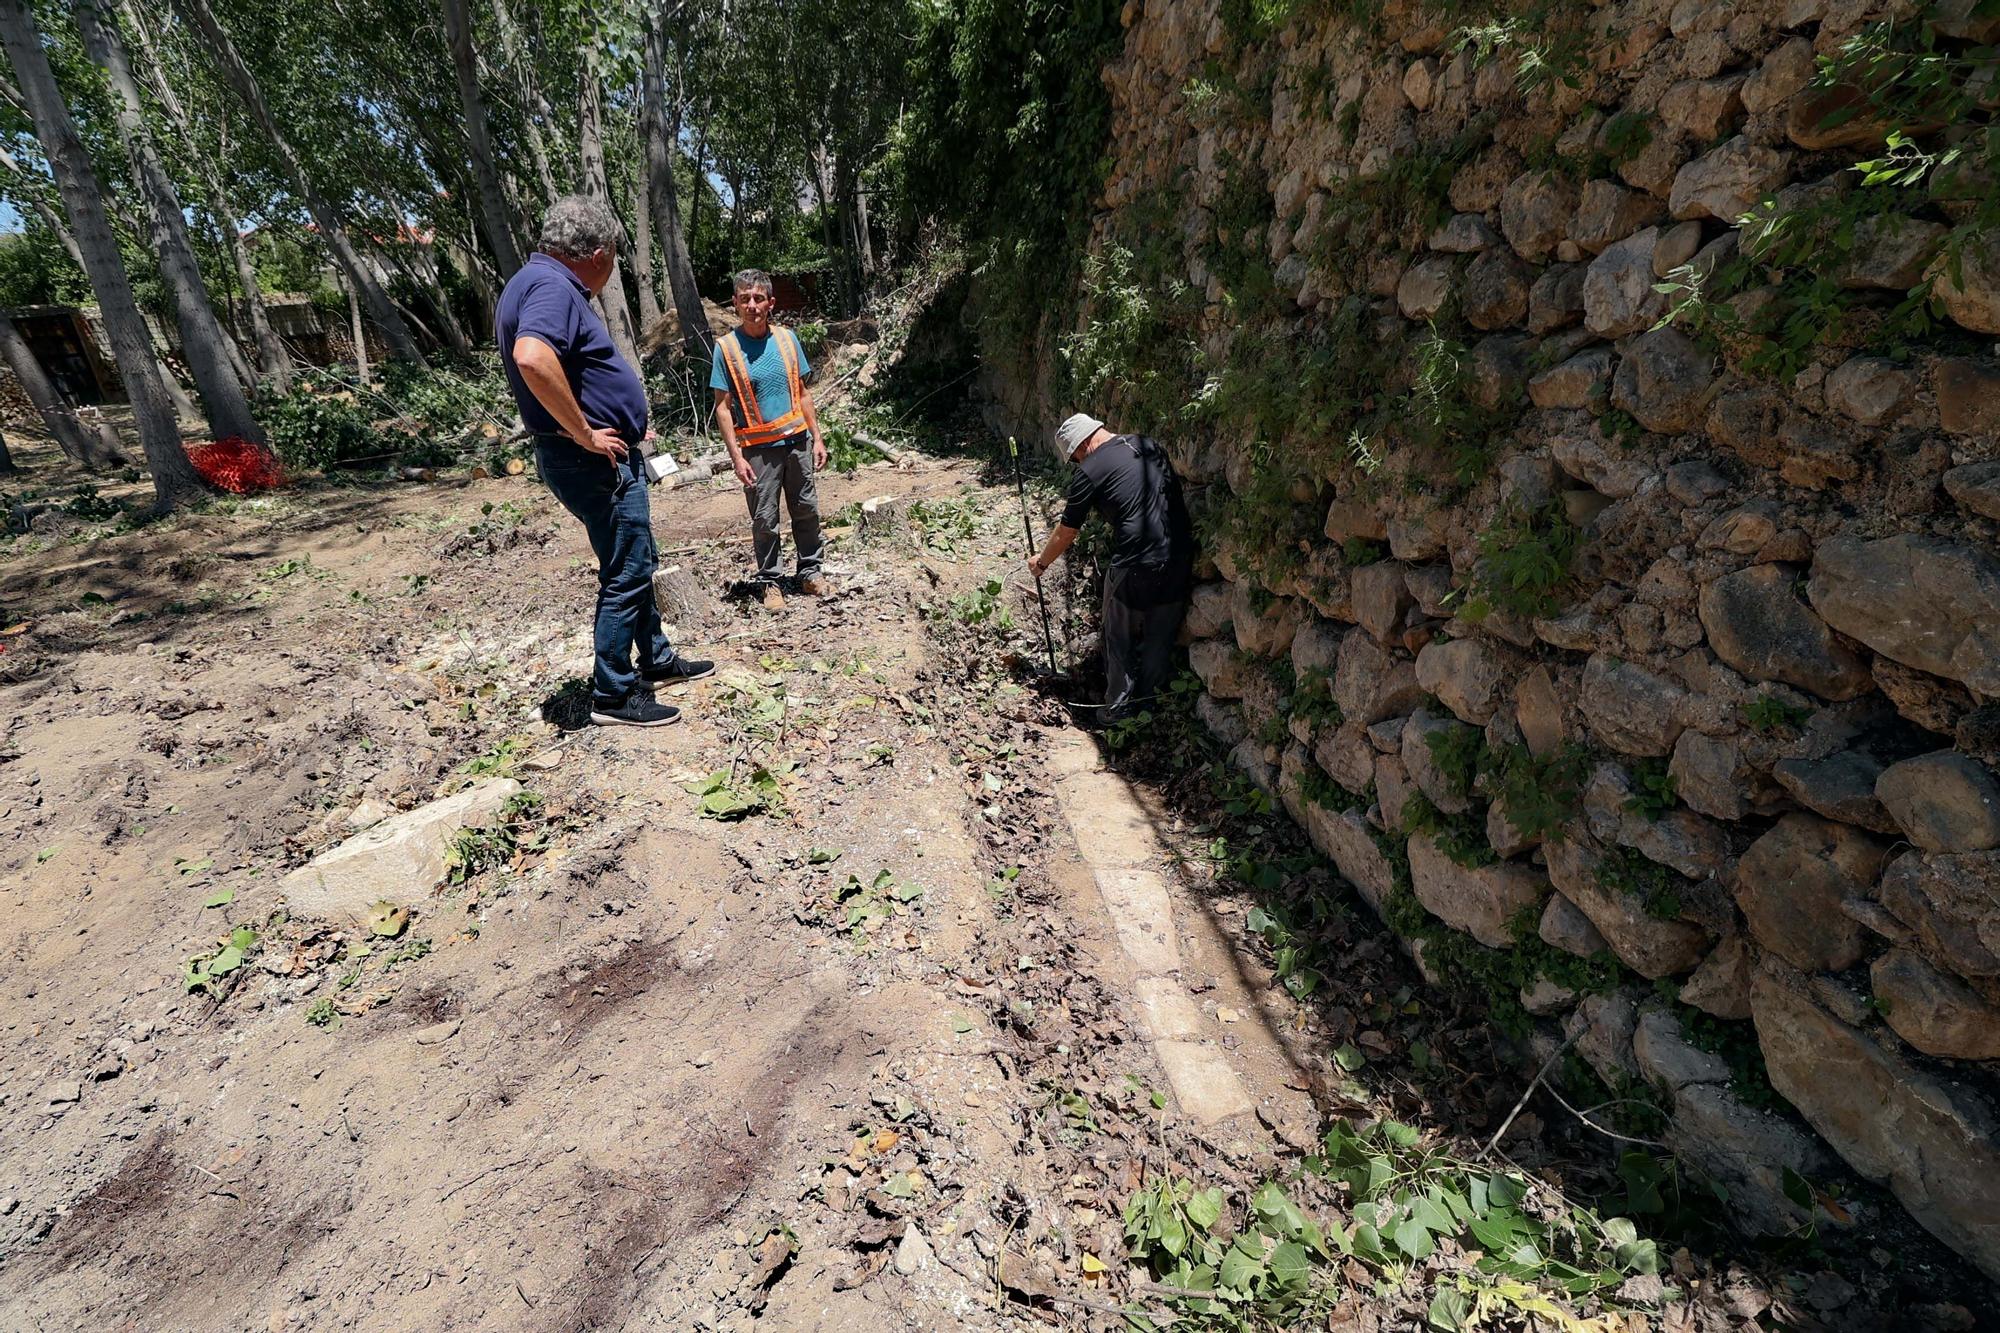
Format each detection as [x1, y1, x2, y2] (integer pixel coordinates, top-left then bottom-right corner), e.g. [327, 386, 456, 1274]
[1102, 566, 1187, 721]
[537, 439, 679, 708]
[742, 436, 824, 581]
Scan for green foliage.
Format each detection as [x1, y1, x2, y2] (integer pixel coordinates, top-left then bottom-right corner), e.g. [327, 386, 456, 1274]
[1595, 111, 1653, 171]
[891, 0, 1126, 342]
[686, 765, 787, 820]
[1598, 846, 1686, 920]
[1341, 537, 1386, 566]
[1123, 1174, 1336, 1325]
[1061, 244, 1197, 433]
[948, 577, 1014, 630]
[1463, 503, 1580, 620]
[1290, 667, 1342, 728]
[377, 357, 513, 438]
[1743, 692, 1812, 734]
[835, 867, 924, 937]
[256, 373, 388, 472]
[1421, 723, 1485, 802]
[1622, 759, 1678, 822]
[184, 924, 260, 997]
[1485, 742, 1590, 843]
[1400, 791, 1496, 869]
[443, 792, 548, 882]
[1296, 763, 1367, 814]
[304, 997, 337, 1028]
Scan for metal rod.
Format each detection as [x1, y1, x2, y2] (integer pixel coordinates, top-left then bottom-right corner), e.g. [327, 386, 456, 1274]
[1008, 435, 1060, 678]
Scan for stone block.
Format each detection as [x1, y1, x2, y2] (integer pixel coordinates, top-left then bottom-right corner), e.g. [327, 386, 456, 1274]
[1809, 534, 2000, 697]
[1937, 359, 2000, 439]
[1751, 958, 2000, 1283]
[1772, 751, 1895, 834]
[1669, 136, 1790, 222]
[279, 779, 522, 924]
[1871, 948, 2000, 1061]
[1876, 752, 2000, 853]
[1352, 562, 1415, 642]
[1546, 833, 1711, 978]
[1415, 636, 1508, 725]
[1333, 627, 1424, 725]
[1408, 833, 1550, 948]
[1733, 812, 1889, 971]
[1579, 652, 1687, 757]
[1698, 563, 1872, 701]
[1878, 849, 2000, 980]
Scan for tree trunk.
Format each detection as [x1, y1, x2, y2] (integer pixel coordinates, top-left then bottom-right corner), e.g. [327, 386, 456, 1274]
[400, 246, 472, 356]
[686, 128, 707, 260]
[578, 58, 641, 371]
[172, 0, 425, 366]
[123, 2, 291, 388]
[489, 0, 557, 211]
[439, 0, 522, 279]
[0, 0, 201, 509]
[341, 272, 371, 386]
[629, 125, 662, 331]
[0, 312, 114, 467]
[74, 0, 264, 446]
[642, 7, 712, 363]
[0, 422, 14, 473]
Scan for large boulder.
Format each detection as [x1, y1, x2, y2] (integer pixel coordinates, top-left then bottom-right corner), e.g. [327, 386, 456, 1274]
[1697, 563, 1872, 701]
[1188, 640, 1257, 699]
[1944, 460, 2000, 520]
[1567, 178, 1664, 255]
[1408, 833, 1550, 948]
[1871, 948, 2000, 1061]
[1333, 627, 1424, 724]
[278, 779, 523, 925]
[1582, 226, 1664, 337]
[1732, 813, 1888, 971]
[1752, 958, 2000, 1283]
[1938, 359, 2000, 440]
[1808, 535, 2000, 697]
[1528, 348, 1614, 409]
[1875, 752, 2000, 853]
[1824, 354, 1914, 425]
[1668, 136, 1790, 222]
[1182, 582, 1234, 640]
[1313, 720, 1377, 795]
[1839, 214, 1947, 290]
[1679, 933, 1753, 1020]
[1415, 636, 1508, 724]
[1397, 255, 1456, 321]
[1771, 751, 1896, 833]
[1231, 584, 1300, 657]
[1546, 833, 1711, 978]
[1609, 327, 1715, 433]
[1878, 850, 2000, 981]
[1351, 561, 1415, 642]
[1461, 247, 1535, 329]
[1930, 227, 2000, 334]
[1579, 652, 1687, 757]
[1499, 169, 1578, 262]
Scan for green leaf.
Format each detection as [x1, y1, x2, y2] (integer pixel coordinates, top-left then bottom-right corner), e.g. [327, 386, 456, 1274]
[949, 1013, 974, 1034]
[1488, 1172, 1528, 1208]
[228, 925, 258, 950]
[175, 856, 213, 876]
[1155, 1206, 1187, 1258]
[1185, 1186, 1224, 1232]
[1218, 1237, 1264, 1292]
[890, 880, 925, 903]
[208, 945, 244, 976]
[1382, 1120, 1420, 1149]
[807, 847, 842, 864]
[1250, 1182, 1305, 1238]
[1427, 1286, 1472, 1332]
[1333, 1042, 1366, 1071]
[202, 887, 236, 908]
[881, 1172, 916, 1199]
[1267, 1240, 1311, 1289]
[1393, 1214, 1435, 1260]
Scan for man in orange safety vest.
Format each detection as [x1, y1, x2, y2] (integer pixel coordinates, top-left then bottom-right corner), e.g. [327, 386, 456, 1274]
[711, 268, 827, 609]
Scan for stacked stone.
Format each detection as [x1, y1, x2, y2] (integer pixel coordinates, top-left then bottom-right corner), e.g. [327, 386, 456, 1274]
[1090, 0, 2000, 1283]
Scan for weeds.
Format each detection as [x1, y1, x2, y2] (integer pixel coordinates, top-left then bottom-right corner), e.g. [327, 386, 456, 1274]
[1462, 504, 1580, 620]
[1744, 693, 1811, 734]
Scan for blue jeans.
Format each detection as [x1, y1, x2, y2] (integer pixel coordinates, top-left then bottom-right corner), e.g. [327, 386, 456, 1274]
[536, 438, 679, 708]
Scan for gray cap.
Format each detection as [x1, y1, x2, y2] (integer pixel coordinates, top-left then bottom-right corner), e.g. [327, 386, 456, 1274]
[1052, 412, 1103, 462]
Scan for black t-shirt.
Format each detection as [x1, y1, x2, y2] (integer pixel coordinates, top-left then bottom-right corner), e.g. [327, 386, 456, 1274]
[1061, 434, 1193, 600]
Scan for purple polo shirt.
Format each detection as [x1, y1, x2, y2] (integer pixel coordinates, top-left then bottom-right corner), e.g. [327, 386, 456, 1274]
[496, 253, 648, 443]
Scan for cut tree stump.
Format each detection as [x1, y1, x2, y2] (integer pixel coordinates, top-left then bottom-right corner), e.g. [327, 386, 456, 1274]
[857, 495, 905, 538]
[652, 564, 715, 628]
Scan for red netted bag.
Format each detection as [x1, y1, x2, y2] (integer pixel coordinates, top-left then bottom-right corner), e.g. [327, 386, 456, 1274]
[188, 436, 287, 494]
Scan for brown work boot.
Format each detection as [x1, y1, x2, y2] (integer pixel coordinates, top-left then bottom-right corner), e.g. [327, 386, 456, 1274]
[798, 574, 829, 597]
[760, 583, 785, 610]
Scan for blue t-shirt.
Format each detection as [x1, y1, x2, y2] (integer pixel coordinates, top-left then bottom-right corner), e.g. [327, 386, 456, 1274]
[497, 253, 648, 444]
[709, 327, 812, 445]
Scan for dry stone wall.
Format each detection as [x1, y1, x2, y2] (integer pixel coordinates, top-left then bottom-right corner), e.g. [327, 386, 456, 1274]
[986, 0, 2000, 1283]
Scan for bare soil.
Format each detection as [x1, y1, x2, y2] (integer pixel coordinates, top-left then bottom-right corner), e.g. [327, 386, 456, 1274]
[0, 433, 1986, 1332]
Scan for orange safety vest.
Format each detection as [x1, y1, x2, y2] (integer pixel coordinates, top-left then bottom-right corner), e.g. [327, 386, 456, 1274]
[717, 328, 807, 447]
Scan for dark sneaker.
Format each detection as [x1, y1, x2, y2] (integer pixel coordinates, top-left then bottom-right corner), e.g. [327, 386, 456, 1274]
[642, 656, 715, 685]
[589, 696, 683, 727]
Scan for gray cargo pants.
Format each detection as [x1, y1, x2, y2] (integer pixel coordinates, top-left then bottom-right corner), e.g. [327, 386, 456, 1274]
[1101, 566, 1187, 722]
[742, 435, 824, 582]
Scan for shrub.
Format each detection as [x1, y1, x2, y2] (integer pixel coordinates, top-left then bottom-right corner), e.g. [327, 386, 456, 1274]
[256, 375, 387, 472]
[1463, 503, 1580, 620]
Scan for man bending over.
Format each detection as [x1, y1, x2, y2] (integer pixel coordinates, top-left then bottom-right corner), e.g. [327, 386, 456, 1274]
[1027, 413, 1195, 722]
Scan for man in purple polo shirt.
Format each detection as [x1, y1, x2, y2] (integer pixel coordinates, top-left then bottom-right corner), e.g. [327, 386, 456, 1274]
[498, 195, 712, 727]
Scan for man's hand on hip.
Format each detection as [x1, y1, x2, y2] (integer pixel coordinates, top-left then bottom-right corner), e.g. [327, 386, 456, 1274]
[575, 425, 628, 462]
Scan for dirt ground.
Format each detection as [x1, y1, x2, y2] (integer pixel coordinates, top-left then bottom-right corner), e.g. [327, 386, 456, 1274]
[1, 426, 1988, 1333]
[0, 435, 1337, 1332]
